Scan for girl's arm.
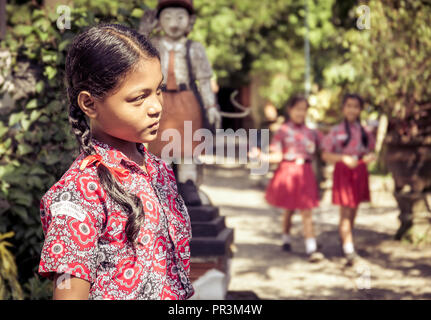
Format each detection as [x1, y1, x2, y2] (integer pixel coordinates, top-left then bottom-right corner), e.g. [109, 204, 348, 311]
[248, 147, 283, 164]
[53, 274, 90, 300]
[322, 151, 358, 169]
[260, 150, 283, 164]
[362, 152, 377, 164]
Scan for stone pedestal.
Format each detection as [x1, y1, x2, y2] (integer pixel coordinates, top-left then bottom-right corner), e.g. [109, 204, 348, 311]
[394, 192, 431, 244]
[187, 204, 234, 299]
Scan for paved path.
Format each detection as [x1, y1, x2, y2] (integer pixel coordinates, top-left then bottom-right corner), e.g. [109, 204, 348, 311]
[199, 163, 431, 300]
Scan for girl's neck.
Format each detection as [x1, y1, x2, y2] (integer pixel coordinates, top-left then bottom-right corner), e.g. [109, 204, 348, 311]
[289, 120, 304, 127]
[345, 117, 359, 124]
[92, 131, 144, 163]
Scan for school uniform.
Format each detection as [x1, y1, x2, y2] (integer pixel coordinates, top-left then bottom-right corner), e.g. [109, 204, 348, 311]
[322, 121, 376, 209]
[265, 121, 321, 210]
[38, 137, 194, 300]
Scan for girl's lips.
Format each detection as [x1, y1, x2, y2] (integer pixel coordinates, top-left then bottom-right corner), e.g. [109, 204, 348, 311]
[148, 121, 159, 130]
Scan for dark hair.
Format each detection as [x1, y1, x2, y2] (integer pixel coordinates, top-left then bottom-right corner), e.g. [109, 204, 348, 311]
[341, 93, 368, 148]
[284, 95, 309, 122]
[65, 24, 160, 246]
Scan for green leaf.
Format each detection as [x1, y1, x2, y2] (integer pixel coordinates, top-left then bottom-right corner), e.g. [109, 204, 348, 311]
[30, 110, 42, 122]
[10, 191, 33, 207]
[10, 206, 29, 222]
[17, 144, 33, 156]
[38, 115, 50, 123]
[35, 81, 45, 94]
[0, 125, 8, 139]
[43, 66, 57, 80]
[13, 25, 33, 37]
[25, 99, 38, 110]
[8, 113, 23, 127]
[20, 119, 31, 131]
[29, 166, 46, 175]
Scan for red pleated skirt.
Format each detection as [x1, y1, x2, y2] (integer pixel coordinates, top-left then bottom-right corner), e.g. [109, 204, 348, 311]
[332, 161, 370, 208]
[265, 161, 319, 210]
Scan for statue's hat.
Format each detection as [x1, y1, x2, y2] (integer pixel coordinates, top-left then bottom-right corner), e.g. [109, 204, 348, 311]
[157, 0, 194, 17]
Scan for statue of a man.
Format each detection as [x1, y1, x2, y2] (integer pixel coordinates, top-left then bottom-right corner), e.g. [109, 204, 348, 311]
[139, 0, 221, 205]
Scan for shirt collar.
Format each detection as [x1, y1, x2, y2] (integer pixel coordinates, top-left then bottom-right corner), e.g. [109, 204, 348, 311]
[287, 120, 305, 130]
[344, 120, 360, 131]
[90, 137, 152, 176]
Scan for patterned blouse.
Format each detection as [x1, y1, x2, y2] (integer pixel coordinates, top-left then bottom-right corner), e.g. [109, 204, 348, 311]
[269, 121, 322, 161]
[321, 121, 375, 157]
[38, 138, 194, 300]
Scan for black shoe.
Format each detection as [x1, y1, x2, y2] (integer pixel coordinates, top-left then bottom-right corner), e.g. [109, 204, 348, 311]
[282, 243, 292, 252]
[308, 251, 325, 263]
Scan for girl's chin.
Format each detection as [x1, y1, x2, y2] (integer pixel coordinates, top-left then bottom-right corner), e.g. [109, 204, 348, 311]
[345, 117, 359, 123]
[142, 131, 158, 141]
[291, 119, 305, 125]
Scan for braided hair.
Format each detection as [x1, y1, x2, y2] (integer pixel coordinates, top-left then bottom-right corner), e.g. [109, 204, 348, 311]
[65, 24, 160, 245]
[341, 93, 369, 149]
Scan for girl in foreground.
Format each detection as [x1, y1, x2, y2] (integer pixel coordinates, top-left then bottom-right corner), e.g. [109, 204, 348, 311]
[38, 24, 194, 300]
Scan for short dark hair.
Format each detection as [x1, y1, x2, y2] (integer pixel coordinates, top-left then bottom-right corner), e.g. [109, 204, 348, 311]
[342, 93, 364, 109]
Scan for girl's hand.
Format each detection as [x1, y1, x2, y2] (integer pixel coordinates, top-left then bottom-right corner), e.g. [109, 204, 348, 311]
[248, 146, 261, 159]
[362, 152, 377, 164]
[341, 155, 358, 169]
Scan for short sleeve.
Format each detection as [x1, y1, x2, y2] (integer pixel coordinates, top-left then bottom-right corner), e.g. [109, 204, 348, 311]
[321, 128, 337, 153]
[269, 126, 285, 153]
[38, 175, 105, 284]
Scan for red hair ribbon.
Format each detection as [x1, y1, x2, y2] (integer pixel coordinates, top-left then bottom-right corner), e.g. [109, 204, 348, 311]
[79, 154, 130, 181]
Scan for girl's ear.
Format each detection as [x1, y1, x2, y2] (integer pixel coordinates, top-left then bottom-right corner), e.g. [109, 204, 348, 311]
[77, 91, 98, 119]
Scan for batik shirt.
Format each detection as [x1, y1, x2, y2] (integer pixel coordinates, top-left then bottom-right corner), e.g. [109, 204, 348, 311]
[269, 121, 322, 161]
[321, 121, 375, 157]
[38, 138, 194, 300]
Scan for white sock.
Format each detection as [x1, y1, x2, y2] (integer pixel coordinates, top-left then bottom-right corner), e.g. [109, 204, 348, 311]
[343, 242, 355, 255]
[305, 238, 317, 254]
[282, 234, 292, 244]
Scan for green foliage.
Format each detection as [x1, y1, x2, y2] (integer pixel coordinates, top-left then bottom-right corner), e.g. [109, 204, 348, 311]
[330, 0, 431, 144]
[190, 0, 339, 107]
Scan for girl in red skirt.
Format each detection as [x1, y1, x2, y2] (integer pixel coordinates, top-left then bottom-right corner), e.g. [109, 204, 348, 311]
[254, 96, 324, 262]
[321, 94, 376, 266]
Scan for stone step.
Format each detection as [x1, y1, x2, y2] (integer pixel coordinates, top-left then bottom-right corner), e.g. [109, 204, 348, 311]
[187, 204, 220, 222]
[190, 228, 234, 256]
[191, 216, 226, 237]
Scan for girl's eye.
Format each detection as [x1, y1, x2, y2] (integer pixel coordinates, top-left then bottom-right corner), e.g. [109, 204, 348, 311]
[135, 95, 146, 102]
[157, 84, 166, 95]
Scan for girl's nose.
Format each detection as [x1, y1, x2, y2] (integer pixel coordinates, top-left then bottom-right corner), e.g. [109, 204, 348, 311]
[147, 100, 162, 118]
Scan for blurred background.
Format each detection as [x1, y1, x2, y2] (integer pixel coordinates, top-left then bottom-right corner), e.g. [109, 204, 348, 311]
[0, 0, 430, 299]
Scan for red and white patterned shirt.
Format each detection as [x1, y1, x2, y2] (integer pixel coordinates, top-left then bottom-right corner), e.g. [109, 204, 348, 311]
[38, 138, 194, 300]
[321, 121, 375, 157]
[269, 121, 322, 161]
